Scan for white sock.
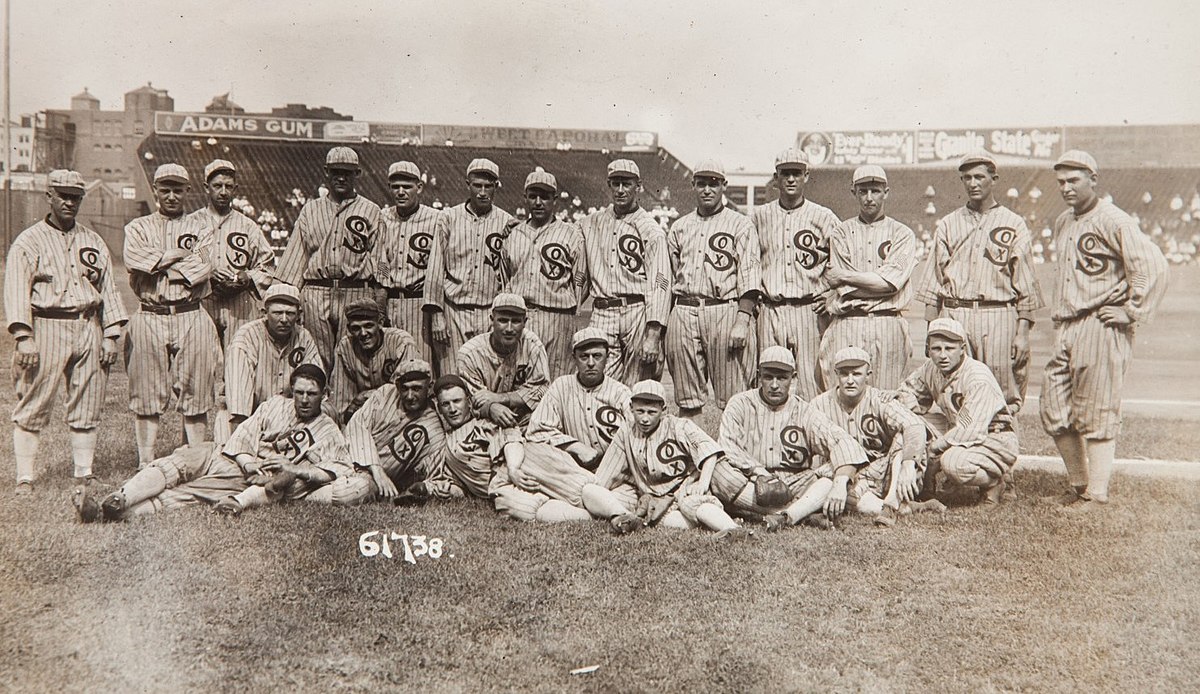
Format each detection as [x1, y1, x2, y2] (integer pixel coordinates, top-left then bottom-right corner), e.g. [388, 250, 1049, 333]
[1054, 433, 1088, 488]
[183, 416, 208, 446]
[13, 427, 39, 483]
[70, 428, 98, 478]
[534, 500, 592, 523]
[694, 502, 738, 532]
[135, 416, 160, 467]
[234, 485, 269, 511]
[1085, 439, 1116, 502]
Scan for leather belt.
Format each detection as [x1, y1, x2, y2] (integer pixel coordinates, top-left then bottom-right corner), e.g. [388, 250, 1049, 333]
[140, 301, 201, 315]
[674, 296, 734, 307]
[305, 277, 379, 289]
[33, 307, 97, 320]
[941, 297, 1013, 310]
[445, 297, 491, 311]
[763, 295, 818, 307]
[527, 301, 577, 316]
[385, 286, 423, 299]
[839, 309, 901, 318]
[593, 294, 645, 310]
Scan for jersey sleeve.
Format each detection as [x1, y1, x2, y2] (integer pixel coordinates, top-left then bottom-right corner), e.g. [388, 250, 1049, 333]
[895, 364, 935, 415]
[274, 204, 314, 287]
[913, 216, 950, 307]
[1115, 218, 1169, 325]
[421, 213, 451, 311]
[524, 380, 577, 448]
[943, 369, 1007, 447]
[4, 238, 36, 337]
[224, 337, 259, 418]
[222, 399, 272, 464]
[344, 389, 387, 468]
[514, 340, 551, 412]
[329, 339, 358, 419]
[245, 224, 277, 297]
[880, 398, 927, 462]
[874, 222, 916, 292]
[797, 406, 869, 473]
[642, 220, 671, 327]
[592, 426, 631, 489]
[1009, 219, 1045, 319]
[679, 418, 723, 468]
[122, 218, 165, 276]
[716, 397, 757, 472]
[94, 242, 130, 336]
[734, 215, 762, 299]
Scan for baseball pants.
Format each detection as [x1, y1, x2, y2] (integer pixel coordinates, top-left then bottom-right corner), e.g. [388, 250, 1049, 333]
[204, 290, 260, 349]
[526, 308, 578, 379]
[437, 304, 491, 375]
[300, 284, 387, 369]
[666, 303, 757, 409]
[941, 305, 1027, 412]
[710, 459, 824, 517]
[641, 491, 723, 527]
[1040, 313, 1134, 440]
[758, 302, 823, 400]
[125, 309, 220, 417]
[588, 303, 663, 387]
[237, 473, 373, 509]
[818, 315, 911, 391]
[387, 296, 434, 363]
[12, 315, 107, 431]
[122, 442, 247, 516]
[490, 442, 600, 521]
[850, 440, 925, 502]
[938, 431, 1019, 486]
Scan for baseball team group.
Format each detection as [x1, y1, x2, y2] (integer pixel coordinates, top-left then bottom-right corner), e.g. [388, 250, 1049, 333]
[4, 142, 1169, 536]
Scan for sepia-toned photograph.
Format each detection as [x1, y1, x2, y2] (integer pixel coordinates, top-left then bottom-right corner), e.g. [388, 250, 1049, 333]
[2, 1, 1198, 691]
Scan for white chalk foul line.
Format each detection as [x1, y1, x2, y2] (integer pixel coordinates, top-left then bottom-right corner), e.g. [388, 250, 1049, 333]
[1018, 454, 1200, 479]
[1023, 395, 1200, 409]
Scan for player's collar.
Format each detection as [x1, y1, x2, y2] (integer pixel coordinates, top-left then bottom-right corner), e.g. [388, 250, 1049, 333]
[777, 197, 806, 212]
[1072, 197, 1101, 218]
[44, 214, 75, 233]
[391, 203, 422, 221]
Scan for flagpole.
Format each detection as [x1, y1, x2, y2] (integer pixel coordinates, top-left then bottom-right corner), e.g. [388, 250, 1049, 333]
[3, 0, 11, 251]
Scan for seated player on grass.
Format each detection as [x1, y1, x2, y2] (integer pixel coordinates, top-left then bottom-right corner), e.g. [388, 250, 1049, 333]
[895, 318, 1018, 505]
[434, 375, 590, 522]
[345, 358, 463, 504]
[710, 346, 869, 532]
[330, 299, 418, 424]
[211, 365, 370, 516]
[580, 380, 754, 540]
[456, 293, 551, 428]
[810, 346, 945, 528]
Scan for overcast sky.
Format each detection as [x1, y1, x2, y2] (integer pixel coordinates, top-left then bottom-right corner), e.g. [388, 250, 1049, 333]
[11, 0, 1199, 171]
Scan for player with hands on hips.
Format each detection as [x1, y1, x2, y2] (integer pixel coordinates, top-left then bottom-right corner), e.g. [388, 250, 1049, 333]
[709, 347, 869, 531]
[5, 170, 129, 495]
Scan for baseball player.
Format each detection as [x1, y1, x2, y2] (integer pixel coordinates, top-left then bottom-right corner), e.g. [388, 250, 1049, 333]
[754, 148, 842, 399]
[223, 284, 322, 428]
[709, 347, 869, 531]
[422, 158, 514, 374]
[378, 160, 441, 361]
[5, 170, 129, 494]
[344, 358, 462, 502]
[434, 373, 589, 522]
[190, 159, 275, 347]
[817, 165, 917, 390]
[329, 299, 418, 424]
[914, 150, 1044, 412]
[213, 364, 370, 515]
[578, 159, 671, 386]
[1040, 150, 1168, 508]
[811, 346, 942, 526]
[503, 170, 587, 376]
[665, 160, 761, 418]
[274, 146, 384, 369]
[896, 318, 1018, 505]
[124, 163, 221, 467]
[580, 380, 754, 540]
[456, 294, 550, 428]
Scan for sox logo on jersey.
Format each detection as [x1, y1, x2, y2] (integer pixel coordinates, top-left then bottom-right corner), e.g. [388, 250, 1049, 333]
[792, 229, 827, 270]
[983, 227, 1018, 268]
[779, 426, 811, 467]
[705, 233, 736, 271]
[654, 440, 691, 476]
[389, 423, 430, 466]
[539, 243, 572, 281]
[226, 232, 252, 270]
[79, 248, 102, 284]
[595, 406, 622, 442]
[342, 216, 373, 254]
[1075, 233, 1111, 276]
[618, 234, 645, 273]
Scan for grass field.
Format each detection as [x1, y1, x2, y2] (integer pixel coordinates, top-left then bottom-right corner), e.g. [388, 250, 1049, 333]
[2, 263, 1199, 692]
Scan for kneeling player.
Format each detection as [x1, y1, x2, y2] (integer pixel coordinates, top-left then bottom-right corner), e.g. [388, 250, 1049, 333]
[711, 347, 868, 531]
[580, 381, 752, 540]
[896, 318, 1018, 504]
[811, 346, 943, 526]
[435, 375, 591, 522]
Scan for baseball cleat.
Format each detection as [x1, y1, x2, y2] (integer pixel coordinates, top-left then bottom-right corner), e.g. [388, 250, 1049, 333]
[905, 499, 947, 514]
[713, 526, 756, 542]
[73, 480, 102, 523]
[213, 496, 243, 517]
[1047, 487, 1086, 506]
[1062, 496, 1108, 513]
[100, 491, 127, 521]
[14, 480, 33, 496]
[608, 513, 644, 535]
[873, 507, 897, 528]
[980, 478, 1006, 505]
[801, 513, 835, 530]
[763, 513, 791, 532]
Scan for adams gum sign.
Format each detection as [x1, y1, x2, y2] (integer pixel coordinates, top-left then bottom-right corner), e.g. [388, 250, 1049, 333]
[155, 112, 323, 140]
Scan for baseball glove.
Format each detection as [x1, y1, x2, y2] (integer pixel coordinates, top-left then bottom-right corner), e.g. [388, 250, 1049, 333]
[754, 472, 792, 508]
[609, 512, 644, 535]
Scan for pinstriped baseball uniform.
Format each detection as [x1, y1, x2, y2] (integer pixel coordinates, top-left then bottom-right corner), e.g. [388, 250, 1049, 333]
[344, 386, 459, 499]
[1040, 199, 1168, 440]
[503, 218, 587, 377]
[5, 217, 130, 431]
[753, 199, 841, 399]
[330, 327, 418, 422]
[665, 206, 761, 409]
[817, 216, 916, 390]
[274, 194, 385, 367]
[457, 330, 551, 424]
[378, 203, 441, 361]
[915, 203, 1044, 410]
[579, 205, 671, 386]
[421, 202, 514, 374]
[710, 391, 867, 515]
[810, 386, 927, 500]
[442, 418, 521, 498]
[224, 317, 322, 419]
[592, 415, 723, 525]
[123, 211, 221, 416]
[113, 442, 247, 517]
[189, 206, 275, 347]
[897, 356, 1017, 485]
[525, 375, 631, 456]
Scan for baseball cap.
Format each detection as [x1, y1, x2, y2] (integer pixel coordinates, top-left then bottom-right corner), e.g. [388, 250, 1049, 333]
[852, 165, 887, 186]
[927, 317, 968, 343]
[492, 293, 527, 315]
[1054, 150, 1098, 174]
[524, 170, 557, 192]
[759, 346, 796, 371]
[692, 159, 726, 181]
[958, 150, 997, 172]
[204, 159, 236, 181]
[262, 284, 301, 308]
[629, 379, 667, 405]
[47, 169, 86, 195]
[392, 358, 433, 384]
[153, 163, 189, 184]
[344, 299, 384, 321]
[606, 159, 640, 179]
[467, 158, 500, 179]
[325, 146, 360, 170]
[571, 327, 609, 351]
[387, 161, 422, 181]
[833, 346, 872, 369]
[774, 148, 810, 170]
